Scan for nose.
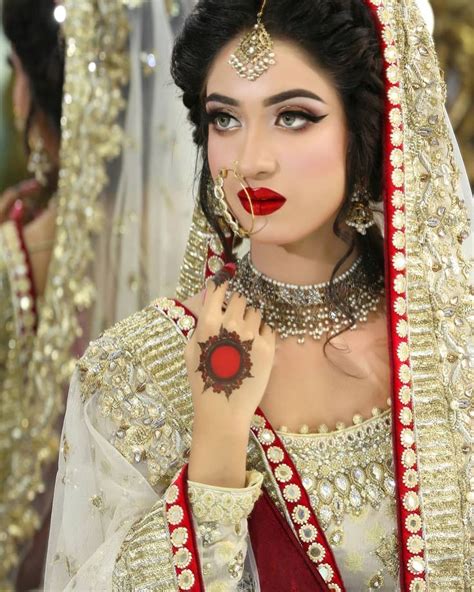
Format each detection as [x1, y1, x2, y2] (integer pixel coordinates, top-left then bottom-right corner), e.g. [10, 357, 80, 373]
[235, 125, 278, 182]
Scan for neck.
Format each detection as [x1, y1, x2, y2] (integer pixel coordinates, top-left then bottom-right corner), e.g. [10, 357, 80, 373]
[249, 225, 357, 286]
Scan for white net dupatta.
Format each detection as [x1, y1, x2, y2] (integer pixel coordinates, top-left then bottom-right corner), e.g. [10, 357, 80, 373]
[91, 0, 196, 336]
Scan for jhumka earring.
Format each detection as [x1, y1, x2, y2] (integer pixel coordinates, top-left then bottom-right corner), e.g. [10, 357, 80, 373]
[229, 0, 276, 81]
[346, 185, 376, 235]
[27, 133, 52, 187]
[212, 163, 255, 238]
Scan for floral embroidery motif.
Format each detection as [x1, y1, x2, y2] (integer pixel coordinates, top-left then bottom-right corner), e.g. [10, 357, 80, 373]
[188, 471, 262, 526]
[375, 531, 399, 578]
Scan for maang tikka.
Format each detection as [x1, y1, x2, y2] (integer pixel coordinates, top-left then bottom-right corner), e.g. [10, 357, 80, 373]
[229, 0, 276, 81]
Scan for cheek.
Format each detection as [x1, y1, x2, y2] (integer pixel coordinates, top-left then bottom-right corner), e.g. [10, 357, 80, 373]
[207, 132, 234, 179]
[288, 125, 347, 182]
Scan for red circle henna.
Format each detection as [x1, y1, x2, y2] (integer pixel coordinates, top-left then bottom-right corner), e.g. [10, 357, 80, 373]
[209, 343, 242, 379]
[197, 325, 253, 398]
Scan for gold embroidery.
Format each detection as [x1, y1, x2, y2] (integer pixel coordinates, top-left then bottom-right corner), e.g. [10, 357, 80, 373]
[345, 550, 364, 572]
[279, 412, 395, 532]
[388, 0, 471, 587]
[188, 471, 262, 526]
[0, 223, 40, 590]
[1, 0, 131, 586]
[112, 500, 176, 591]
[375, 531, 399, 578]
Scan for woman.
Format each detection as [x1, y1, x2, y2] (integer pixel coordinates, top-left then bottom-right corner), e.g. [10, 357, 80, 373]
[0, 1, 64, 588]
[45, 0, 472, 590]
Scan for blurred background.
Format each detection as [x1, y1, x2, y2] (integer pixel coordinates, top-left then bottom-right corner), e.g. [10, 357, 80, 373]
[0, 1, 473, 189]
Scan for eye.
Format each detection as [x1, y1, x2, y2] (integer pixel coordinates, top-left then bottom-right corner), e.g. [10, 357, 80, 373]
[207, 111, 241, 131]
[276, 110, 326, 130]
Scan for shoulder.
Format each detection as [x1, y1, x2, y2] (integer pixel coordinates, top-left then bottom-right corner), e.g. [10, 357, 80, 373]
[77, 297, 197, 410]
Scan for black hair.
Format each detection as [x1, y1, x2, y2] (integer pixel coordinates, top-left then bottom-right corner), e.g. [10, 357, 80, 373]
[172, 0, 385, 342]
[2, 0, 65, 189]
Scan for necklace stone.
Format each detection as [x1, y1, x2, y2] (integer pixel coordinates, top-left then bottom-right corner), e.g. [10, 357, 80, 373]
[229, 254, 384, 344]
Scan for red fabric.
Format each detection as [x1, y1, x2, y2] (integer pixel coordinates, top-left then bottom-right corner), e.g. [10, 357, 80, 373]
[363, 2, 426, 590]
[252, 408, 346, 591]
[249, 490, 329, 592]
[166, 465, 205, 591]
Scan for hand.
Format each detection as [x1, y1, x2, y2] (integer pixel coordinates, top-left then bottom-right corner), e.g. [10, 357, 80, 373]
[185, 272, 276, 427]
[186, 268, 276, 487]
[0, 179, 42, 224]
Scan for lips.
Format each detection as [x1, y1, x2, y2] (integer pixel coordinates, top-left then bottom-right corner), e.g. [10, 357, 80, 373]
[237, 187, 287, 216]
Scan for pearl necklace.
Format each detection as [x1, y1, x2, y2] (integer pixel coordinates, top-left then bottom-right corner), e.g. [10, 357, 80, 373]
[229, 253, 384, 344]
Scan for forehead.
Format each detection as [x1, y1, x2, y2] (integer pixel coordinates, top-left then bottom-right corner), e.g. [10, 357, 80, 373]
[206, 37, 338, 103]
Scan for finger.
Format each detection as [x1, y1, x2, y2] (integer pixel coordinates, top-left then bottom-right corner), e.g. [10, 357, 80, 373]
[0, 190, 19, 221]
[201, 278, 229, 320]
[224, 291, 247, 322]
[260, 321, 276, 340]
[0, 187, 20, 206]
[244, 306, 262, 332]
[16, 178, 42, 197]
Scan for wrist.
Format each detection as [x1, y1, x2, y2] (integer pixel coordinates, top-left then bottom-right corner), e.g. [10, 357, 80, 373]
[189, 421, 250, 488]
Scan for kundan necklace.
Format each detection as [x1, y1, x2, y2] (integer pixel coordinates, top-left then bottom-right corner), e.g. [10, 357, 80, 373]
[229, 253, 384, 344]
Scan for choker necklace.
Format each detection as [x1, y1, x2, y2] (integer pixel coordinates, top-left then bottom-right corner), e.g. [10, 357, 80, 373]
[229, 253, 384, 344]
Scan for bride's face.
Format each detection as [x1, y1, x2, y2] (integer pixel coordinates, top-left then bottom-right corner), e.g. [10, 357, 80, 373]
[205, 37, 348, 245]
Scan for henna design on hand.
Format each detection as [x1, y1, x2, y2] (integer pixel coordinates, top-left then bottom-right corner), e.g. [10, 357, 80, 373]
[197, 325, 253, 398]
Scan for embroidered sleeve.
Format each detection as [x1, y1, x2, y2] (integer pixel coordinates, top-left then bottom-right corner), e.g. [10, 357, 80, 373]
[187, 471, 263, 591]
[46, 325, 263, 591]
[46, 333, 189, 590]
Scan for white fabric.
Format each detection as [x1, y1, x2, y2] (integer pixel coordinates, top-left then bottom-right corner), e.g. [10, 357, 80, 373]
[91, 0, 196, 336]
[414, 0, 434, 34]
[45, 373, 158, 591]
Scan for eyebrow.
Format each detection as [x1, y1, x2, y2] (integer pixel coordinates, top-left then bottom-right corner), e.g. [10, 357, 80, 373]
[205, 88, 326, 107]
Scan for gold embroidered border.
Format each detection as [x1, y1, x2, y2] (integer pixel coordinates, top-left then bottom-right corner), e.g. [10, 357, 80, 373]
[176, 205, 217, 301]
[0, 222, 36, 337]
[392, 0, 471, 588]
[0, 223, 38, 589]
[113, 498, 177, 591]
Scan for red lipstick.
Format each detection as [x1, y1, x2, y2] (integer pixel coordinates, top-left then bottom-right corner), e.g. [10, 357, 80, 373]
[237, 187, 287, 216]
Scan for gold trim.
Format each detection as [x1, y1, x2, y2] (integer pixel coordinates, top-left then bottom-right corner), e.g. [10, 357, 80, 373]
[176, 205, 218, 301]
[392, 0, 471, 587]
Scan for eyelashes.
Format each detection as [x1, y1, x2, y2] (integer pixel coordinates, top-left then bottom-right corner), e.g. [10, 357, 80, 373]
[203, 110, 239, 130]
[203, 108, 328, 132]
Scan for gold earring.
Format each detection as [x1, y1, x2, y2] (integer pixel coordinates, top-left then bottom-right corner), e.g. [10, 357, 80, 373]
[228, 0, 276, 81]
[27, 133, 52, 186]
[346, 185, 375, 235]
